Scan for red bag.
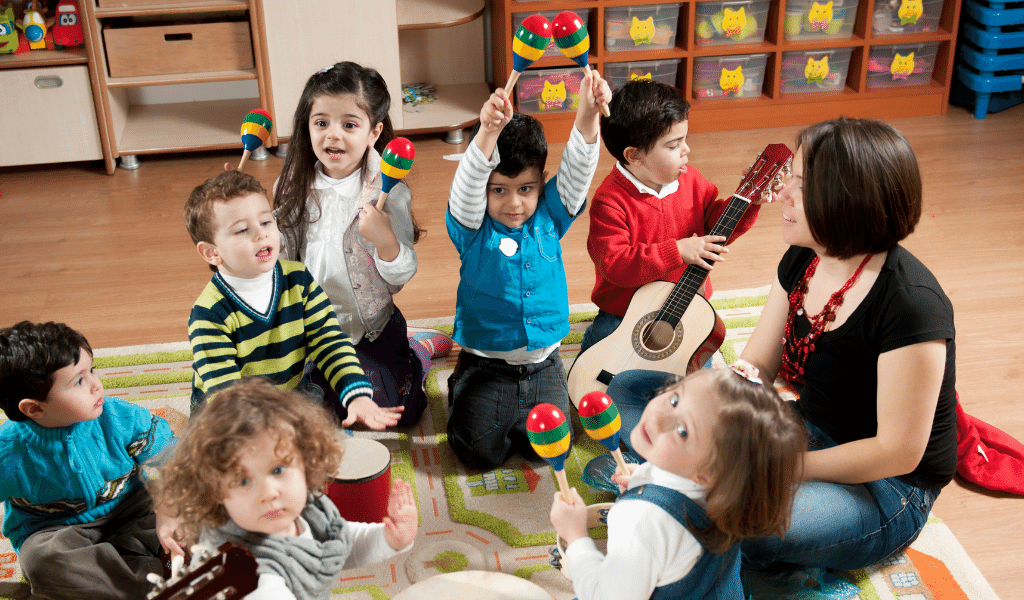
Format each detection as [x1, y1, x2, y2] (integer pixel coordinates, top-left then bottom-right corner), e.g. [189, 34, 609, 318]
[955, 397, 1024, 496]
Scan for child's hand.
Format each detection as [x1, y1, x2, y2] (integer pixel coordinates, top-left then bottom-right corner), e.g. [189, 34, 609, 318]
[610, 462, 640, 493]
[156, 511, 186, 557]
[549, 487, 589, 547]
[382, 478, 418, 550]
[342, 396, 404, 430]
[358, 202, 400, 261]
[575, 70, 611, 143]
[676, 233, 728, 270]
[479, 88, 513, 138]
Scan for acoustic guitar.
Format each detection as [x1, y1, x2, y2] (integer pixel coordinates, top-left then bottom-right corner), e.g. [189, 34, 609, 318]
[145, 542, 258, 600]
[567, 143, 793, 408]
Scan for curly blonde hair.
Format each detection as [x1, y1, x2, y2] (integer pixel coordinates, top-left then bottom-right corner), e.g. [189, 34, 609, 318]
[148, 377, 343, 544]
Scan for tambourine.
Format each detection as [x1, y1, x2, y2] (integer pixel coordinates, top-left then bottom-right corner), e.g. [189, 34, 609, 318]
[550, 502, 614, 579]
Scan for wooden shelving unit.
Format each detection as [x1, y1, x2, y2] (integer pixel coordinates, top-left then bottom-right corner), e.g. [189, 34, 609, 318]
[81, 0, 273, 173]
[492, 0, 962, 141]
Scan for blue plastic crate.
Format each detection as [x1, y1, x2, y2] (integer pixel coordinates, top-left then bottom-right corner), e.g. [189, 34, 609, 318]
[951, 75, 1024, 115]
[962, 19, 1024, 48]
[959, 40, 1024, 70]
[963, 0, 1024, 26]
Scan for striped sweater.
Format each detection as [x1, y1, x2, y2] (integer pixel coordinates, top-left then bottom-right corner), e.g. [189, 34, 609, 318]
[188, 260, 372, 412]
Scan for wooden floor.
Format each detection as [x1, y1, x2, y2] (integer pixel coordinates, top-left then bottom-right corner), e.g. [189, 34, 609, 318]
[2, 105, 1023, 599]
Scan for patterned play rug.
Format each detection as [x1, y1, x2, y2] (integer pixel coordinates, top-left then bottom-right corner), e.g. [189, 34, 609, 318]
[0, 287, 1000, 600]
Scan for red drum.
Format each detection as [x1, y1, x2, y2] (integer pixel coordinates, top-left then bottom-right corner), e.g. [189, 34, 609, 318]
[326, 437, 392, 523]
[392, 571, 555, 599]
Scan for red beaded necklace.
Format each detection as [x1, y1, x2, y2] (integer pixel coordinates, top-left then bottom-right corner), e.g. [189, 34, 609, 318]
[780, 253, 874, 383]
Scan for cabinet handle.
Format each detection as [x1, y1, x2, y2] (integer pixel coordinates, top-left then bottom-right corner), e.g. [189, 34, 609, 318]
[164, 33, 194, 42]
[35, 75, 64, 89]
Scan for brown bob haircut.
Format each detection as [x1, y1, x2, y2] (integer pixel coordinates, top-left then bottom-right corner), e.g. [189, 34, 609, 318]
[797, 117, 922, 259]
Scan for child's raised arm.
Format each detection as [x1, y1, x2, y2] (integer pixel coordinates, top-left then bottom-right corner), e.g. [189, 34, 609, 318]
[473, 88, 514, 159]
[574, 70, 611, 144]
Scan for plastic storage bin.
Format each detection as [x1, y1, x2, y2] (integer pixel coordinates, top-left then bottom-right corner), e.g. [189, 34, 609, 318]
[783, 0, 860, 40]
[605, 3, 682, 51]
[872, 0, 944, 35]
[605, 58, 683, 90]
[780, 47, 853, 93]
[695, 0, 770, 46]
[516, 67, 585, 114]
[512, 9, 593, 59]
[693, 53, 769, 98]
[866, 42, 939, 87]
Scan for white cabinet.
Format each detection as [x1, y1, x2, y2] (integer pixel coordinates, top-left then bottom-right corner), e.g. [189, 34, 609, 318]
[259, 0, 488, 141]
[0, 63, 103, 167]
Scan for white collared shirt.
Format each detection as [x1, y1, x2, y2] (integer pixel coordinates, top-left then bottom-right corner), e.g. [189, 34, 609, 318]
[616, 162, 680, 199]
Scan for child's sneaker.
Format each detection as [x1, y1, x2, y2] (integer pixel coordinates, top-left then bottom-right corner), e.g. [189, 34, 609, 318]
[408, 327, 453, 359]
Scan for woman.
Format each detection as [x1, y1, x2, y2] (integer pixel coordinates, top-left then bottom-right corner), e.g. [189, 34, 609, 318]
[606, 117, 957, 571]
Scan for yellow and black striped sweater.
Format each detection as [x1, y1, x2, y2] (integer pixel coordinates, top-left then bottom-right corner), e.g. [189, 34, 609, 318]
[188, 260, 371, 413]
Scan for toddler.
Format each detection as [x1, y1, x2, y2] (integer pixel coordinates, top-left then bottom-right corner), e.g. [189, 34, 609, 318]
[274, 61, 446, 428]
[550, 362, 805, 600]
[185, 169, 399, 429]
[149, 377, 417, 600]
[580, 79, 768, 354]
[0, 321, 175, 600]
[445, 70, 611, 469]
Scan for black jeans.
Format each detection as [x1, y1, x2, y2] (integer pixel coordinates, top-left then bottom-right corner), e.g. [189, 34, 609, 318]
[446, 350, 570, 470]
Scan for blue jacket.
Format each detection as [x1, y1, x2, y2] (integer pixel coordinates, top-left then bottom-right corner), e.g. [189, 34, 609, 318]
[0, 397, 174, 552]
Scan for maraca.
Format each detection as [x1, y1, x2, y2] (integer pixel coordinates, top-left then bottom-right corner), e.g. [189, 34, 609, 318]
[578, 391, 629, 477]
[238, 109, 273, 171]
[506, 14, 552, 94]
[377, 137, 415, 212]
[551, 11, 610, 117]
[527, 403, 573, 504]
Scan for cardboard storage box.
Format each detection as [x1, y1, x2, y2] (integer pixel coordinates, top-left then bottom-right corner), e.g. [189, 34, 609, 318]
[103, 20, 254, 78]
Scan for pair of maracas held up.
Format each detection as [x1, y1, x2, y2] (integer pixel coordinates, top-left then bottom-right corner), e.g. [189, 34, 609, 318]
[235, 109, 415, 212]
[527, 391, 630, 504]
[507, 11, 611, 117]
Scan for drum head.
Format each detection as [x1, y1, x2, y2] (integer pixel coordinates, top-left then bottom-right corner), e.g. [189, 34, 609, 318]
[392, 570, 555, 600]
[556, 503, 613, 580]
[335, 437, 391, 482]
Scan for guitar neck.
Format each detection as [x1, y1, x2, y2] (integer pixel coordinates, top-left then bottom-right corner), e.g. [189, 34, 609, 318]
[659, 194, 752, 325]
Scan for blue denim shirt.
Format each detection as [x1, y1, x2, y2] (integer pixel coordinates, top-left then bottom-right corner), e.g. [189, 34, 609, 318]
[447, 176, 582, 352]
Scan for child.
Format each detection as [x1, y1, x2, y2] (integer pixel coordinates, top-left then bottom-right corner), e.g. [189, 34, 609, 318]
[184, 169, 400, 430]
[445, 70, 611, 470]
[0, 321, 175, 600]
[549, 362, 805, 600]
[149, 377, 417, 600]
[273, 61, 446, 428]
[579, 79, 768, 353]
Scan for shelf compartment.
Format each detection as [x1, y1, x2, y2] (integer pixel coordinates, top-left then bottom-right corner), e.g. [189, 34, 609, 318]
[109, 96, 257, 154]
[398, 81, 491, 134]
[398, 0, 485, 29]
[93, 1, 250, 18]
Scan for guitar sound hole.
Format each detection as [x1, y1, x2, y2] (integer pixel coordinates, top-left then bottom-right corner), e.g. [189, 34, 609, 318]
[639, 320, 676, 353]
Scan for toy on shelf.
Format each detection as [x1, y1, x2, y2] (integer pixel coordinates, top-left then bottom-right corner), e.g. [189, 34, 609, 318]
[17, 0, 50, 51]
[0, 4, 17, 54]
[506, 14, 551, 94]
[52, 0, 83, 49]
[377, 136, 414, 212]
[552, 10, 610, 117]
[237, 109, 272, 171]
[578, 391, 630, 477]
[526, 403, 574, 504]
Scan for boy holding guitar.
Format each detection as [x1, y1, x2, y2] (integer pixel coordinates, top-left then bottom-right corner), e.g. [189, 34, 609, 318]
[579, 79, 769, 356]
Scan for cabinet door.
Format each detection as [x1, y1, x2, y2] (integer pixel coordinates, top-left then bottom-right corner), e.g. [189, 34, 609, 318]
[0, 66, 103, 167]
[259, 0, 404, 139]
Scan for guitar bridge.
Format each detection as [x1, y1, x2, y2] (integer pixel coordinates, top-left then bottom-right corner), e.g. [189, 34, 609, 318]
[597, 370, 615, 385]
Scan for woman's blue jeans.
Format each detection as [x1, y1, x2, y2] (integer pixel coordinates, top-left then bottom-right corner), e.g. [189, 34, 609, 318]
[604, 369, 940, 571]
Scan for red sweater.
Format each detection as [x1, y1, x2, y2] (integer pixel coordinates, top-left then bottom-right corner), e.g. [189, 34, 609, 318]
[587, 165, 761, 316]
